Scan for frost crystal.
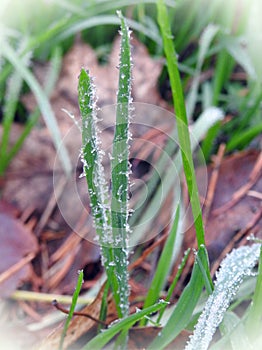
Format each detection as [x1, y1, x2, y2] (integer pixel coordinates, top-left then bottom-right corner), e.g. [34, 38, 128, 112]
[185, 244, 261, 350]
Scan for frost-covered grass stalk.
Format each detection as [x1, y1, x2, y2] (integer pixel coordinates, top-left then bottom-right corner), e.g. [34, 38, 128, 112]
[110, 10, 132, 318]
[78, 11, 132, 319]
[186, 244, 261, 350]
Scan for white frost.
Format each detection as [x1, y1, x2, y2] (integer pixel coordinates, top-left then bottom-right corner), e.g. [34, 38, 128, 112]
[185, 244, 261, 350]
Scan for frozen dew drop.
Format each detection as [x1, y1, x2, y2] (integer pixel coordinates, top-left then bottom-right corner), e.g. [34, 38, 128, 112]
[79, 172, 85, 179]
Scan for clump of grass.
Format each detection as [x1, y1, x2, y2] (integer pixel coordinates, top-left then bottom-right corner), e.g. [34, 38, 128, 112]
[78, 10, 132, 322]
[77, 11, 174, 349]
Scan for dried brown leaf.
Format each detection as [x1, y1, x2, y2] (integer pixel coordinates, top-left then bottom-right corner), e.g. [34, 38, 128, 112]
[0, 212, 38, 297]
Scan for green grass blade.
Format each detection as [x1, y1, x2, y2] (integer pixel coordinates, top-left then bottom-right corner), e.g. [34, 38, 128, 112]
[157, 247, 191, 324]
[78, 69, 111, 242]
[0, 64, 23, 157]
[140, 205, 180, 326]
[2, 40, 71, 175]
[82, 300, 168, 350]
[195, 250, 214, 295]
[157, 0, 205, 249]
[0, 69, 23, 175]
[186, 24, 219, 119]
[3, 109, 39, 171]
[148, 245, 210, 350]
[59, 270, 84, 350]
[201, 48, 234, 159]
[78, 68, 121, 316]
[226, 122, 262, 151]
[237, 89, 262, 131]
[185, 244, 261, 350]
[212, 48, 235, 105]
[110, 10, 132, 319]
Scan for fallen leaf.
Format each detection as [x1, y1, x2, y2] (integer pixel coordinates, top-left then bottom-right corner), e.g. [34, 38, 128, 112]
[0, 212, 38, 297]
[1, 125, 56, 214]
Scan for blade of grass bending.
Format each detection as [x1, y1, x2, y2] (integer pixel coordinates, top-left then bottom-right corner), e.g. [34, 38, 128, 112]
[148, 245, 210, 350]
[156, 1, 214, 312]
[185, 244, 261, 350]
[2, 40, 71, 175]
[59, 270, 83, 350]
[0, 17, 68, 86]
[157, 0, 205, 249]
[140, 205, 180, 326]
[157, 247, 190, 324]
[78, 69, 121, 317]
[81, 300, 168, 350]
[55, 15, 162, 47]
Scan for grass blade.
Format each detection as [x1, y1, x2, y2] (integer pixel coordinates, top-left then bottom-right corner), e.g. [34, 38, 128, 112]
[140, 205, 180, 326]
[156, 0, 205, 249]
[186, 24, 219, 119]
[110, 10, 132, 319]
[0, 68, 23, 175]
[226, 122, 262, 151]
[82, 300, 168, 350]
[201, 48, 234, 159]
[148, 245, 210, 350]
[157, 247, 191, 324]
[78, 68, 121, 316]
[59, 270, 84, 350]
